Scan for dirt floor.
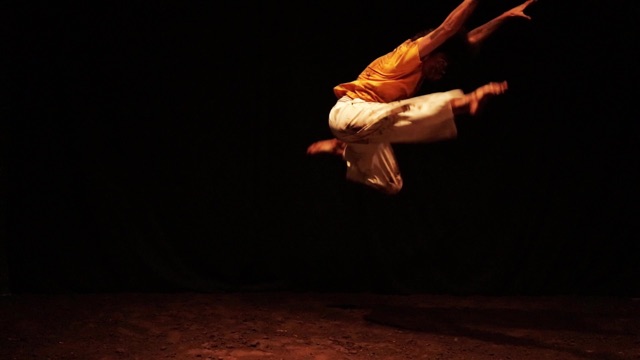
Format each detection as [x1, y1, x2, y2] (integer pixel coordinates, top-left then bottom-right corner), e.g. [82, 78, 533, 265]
[1, 291, 639, 360]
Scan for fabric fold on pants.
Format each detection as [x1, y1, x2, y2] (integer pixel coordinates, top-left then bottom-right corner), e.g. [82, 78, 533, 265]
[329, 89, 463, 194]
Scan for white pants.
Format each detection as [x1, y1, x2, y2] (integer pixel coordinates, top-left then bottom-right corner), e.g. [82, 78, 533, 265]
[328, 90, 463, 194]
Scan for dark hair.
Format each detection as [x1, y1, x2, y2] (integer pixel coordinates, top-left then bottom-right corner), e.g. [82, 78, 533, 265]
[411, 27, 473, 68]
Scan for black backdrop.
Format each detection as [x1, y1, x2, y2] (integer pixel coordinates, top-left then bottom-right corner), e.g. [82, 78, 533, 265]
[4, 1, 639, 295]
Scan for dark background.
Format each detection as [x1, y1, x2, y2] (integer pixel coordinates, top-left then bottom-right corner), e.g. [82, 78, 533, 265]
[3, 1, 639, 296]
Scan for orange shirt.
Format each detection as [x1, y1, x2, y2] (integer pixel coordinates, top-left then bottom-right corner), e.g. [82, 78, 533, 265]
[334, 39, 424, 103]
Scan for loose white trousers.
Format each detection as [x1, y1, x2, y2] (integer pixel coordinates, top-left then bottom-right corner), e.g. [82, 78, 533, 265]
[328, 90, 463, 194]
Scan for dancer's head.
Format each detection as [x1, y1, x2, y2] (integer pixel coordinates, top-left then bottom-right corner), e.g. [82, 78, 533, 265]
[412, 28, 472, 81]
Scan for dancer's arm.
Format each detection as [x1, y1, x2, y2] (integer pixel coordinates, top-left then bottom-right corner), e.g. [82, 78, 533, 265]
[416, 0, 479, 60]
[466, 0, 536, 50]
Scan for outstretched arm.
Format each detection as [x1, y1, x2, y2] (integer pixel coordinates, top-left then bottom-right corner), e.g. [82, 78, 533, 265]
[416, 0, 479, 60]
[466, 0, 536, 50]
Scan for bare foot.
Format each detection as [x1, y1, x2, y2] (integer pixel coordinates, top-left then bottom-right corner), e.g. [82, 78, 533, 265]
[306, 138, 346, 156]
[469, 81, 508, 116]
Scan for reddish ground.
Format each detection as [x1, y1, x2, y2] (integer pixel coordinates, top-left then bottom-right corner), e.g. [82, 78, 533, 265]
[1, 292, 639, 360]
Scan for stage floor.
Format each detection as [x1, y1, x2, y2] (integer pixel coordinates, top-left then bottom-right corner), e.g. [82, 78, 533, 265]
[1, 292, 639, 360]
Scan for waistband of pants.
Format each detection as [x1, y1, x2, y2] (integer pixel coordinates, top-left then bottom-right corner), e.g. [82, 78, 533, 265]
[338, 95, 365, 103]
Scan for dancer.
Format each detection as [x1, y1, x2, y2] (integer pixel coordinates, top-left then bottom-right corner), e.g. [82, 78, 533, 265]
[307, 0, 536, 195]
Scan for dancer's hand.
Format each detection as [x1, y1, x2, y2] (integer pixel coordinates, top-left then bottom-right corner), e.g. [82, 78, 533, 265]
[503, 0, 536, 20]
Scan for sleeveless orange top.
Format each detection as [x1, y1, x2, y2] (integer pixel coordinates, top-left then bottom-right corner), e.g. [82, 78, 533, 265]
[334, 40, 423, 103]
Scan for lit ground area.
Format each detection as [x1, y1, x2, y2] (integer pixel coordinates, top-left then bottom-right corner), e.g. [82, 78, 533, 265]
[1, 292, 639, 360]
